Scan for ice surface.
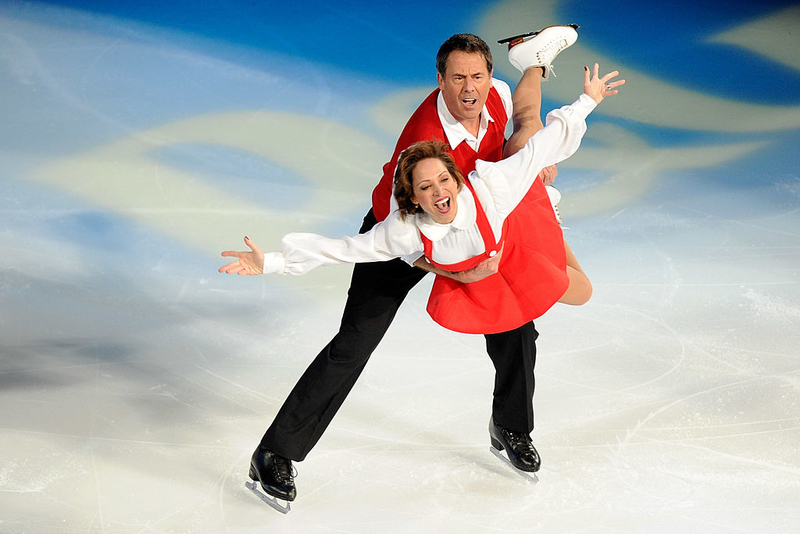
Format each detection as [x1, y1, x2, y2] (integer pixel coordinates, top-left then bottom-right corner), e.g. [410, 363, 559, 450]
[1, 1, 799, 532]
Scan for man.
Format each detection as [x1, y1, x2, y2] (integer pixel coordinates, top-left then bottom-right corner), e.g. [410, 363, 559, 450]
[242, 26, 579, 502]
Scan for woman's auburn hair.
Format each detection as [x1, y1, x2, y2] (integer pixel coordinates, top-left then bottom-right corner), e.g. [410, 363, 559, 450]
[393, 140, 464, 218]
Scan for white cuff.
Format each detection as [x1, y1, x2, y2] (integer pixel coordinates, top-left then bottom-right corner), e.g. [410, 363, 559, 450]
[402, 251, 424, 266]
[577, 92, 599, 114]
[262, 252, 286, 275]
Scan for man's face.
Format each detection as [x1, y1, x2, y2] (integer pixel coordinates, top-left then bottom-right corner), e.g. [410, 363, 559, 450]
[437, 50, 492, 127]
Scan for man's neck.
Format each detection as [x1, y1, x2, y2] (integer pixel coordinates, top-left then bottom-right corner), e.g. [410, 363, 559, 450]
[461, 116, 481, 138]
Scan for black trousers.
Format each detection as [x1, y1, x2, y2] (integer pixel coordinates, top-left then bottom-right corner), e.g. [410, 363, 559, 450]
[260, 209, 538, 461]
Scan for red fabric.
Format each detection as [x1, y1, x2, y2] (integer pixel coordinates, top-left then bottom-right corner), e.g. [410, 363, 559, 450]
[370, 86, 507, 222]
[370, 83, 567, 334]
[423, 179, 569, 335]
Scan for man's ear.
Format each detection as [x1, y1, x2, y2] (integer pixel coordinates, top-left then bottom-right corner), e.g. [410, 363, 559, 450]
[437, 72, 444, 90]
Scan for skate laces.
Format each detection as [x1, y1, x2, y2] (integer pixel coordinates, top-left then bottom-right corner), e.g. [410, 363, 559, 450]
[546, 185, 562, 225]
[273, 455, 296, 483]
[503, 428, 535, 453]
[537, 37, 571, 77]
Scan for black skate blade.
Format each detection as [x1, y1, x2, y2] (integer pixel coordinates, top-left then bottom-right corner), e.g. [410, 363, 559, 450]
[245, 481, 291, 514]
[497, 31, 538, 45]
[489, 446, 539, 483]
[497, 24, 580, 44]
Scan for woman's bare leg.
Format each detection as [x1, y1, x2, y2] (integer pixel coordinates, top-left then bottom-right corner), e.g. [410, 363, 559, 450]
[559, 240, 592, 305]
[503, 66, 544, 158]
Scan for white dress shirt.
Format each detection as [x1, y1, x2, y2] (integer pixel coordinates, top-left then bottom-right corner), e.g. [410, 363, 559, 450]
[437, 78, 513, 152]
[387, 77, 513, 266]
[262, 93, 597, 276]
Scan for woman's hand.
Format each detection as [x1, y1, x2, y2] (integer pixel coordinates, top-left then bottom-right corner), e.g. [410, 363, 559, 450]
[584, 63, 625, 104]
[219, 236, 265, 275]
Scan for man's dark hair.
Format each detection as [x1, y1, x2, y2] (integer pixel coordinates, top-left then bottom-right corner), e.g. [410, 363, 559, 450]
[436, 33, 493, 76]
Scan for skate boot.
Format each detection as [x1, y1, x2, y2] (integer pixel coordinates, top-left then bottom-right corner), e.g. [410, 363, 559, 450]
[489, 418, 541, 472]
[248, 447, 297, 502]
[499, 24, 579, 78]
[546, 184, 562, 225]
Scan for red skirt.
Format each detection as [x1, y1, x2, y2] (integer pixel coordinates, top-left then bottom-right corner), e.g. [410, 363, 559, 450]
[425, 180, 569, 334]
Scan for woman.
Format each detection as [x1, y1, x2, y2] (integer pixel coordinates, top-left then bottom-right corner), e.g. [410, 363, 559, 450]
[220, 64, 623, 334]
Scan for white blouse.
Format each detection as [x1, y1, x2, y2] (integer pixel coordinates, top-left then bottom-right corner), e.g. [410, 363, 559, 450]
[262, 93, 597, 276]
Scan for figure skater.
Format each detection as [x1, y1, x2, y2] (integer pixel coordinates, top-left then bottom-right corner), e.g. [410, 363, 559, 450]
[220, 62, 623, 501]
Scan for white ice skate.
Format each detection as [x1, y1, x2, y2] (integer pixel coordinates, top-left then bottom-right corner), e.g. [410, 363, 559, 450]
[546, 184, 562, 225]
[499, 24, 579, 78]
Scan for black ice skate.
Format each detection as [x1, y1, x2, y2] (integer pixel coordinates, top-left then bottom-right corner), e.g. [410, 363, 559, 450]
[246, 447, 296, 513]
[489, 418, 540, 482]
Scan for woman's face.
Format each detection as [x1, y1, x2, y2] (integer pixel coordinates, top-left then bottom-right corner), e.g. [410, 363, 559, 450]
[411, 157, 459, 224]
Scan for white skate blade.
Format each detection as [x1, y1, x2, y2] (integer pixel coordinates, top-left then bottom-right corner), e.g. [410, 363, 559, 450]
[245, 480, 291, 514]
[489, 446, 539, 483]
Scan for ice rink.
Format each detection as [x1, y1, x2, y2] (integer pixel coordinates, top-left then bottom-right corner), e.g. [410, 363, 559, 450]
[2, 0, 799, 532]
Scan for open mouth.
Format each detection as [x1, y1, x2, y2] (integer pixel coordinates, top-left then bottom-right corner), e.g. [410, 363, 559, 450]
[462, 98, 477, 106]
[433, 197, 451, 213]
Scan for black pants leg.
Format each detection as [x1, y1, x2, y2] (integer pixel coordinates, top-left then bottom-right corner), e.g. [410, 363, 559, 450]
[260, 210, 427, 461]
[484, 321, 538, 434]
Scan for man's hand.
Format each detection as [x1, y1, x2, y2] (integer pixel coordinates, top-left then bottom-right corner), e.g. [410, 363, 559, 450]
[450, 246, 503, 282]
[539, 164, 558, 186]
[414, 244, 503, 283]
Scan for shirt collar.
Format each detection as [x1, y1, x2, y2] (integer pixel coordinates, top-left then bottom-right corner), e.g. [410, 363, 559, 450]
[437, 91, 494, 150]
[416, 182, 477, 240]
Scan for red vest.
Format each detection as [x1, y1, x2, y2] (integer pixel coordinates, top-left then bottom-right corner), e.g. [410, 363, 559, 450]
[371, 86, 508, 222]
